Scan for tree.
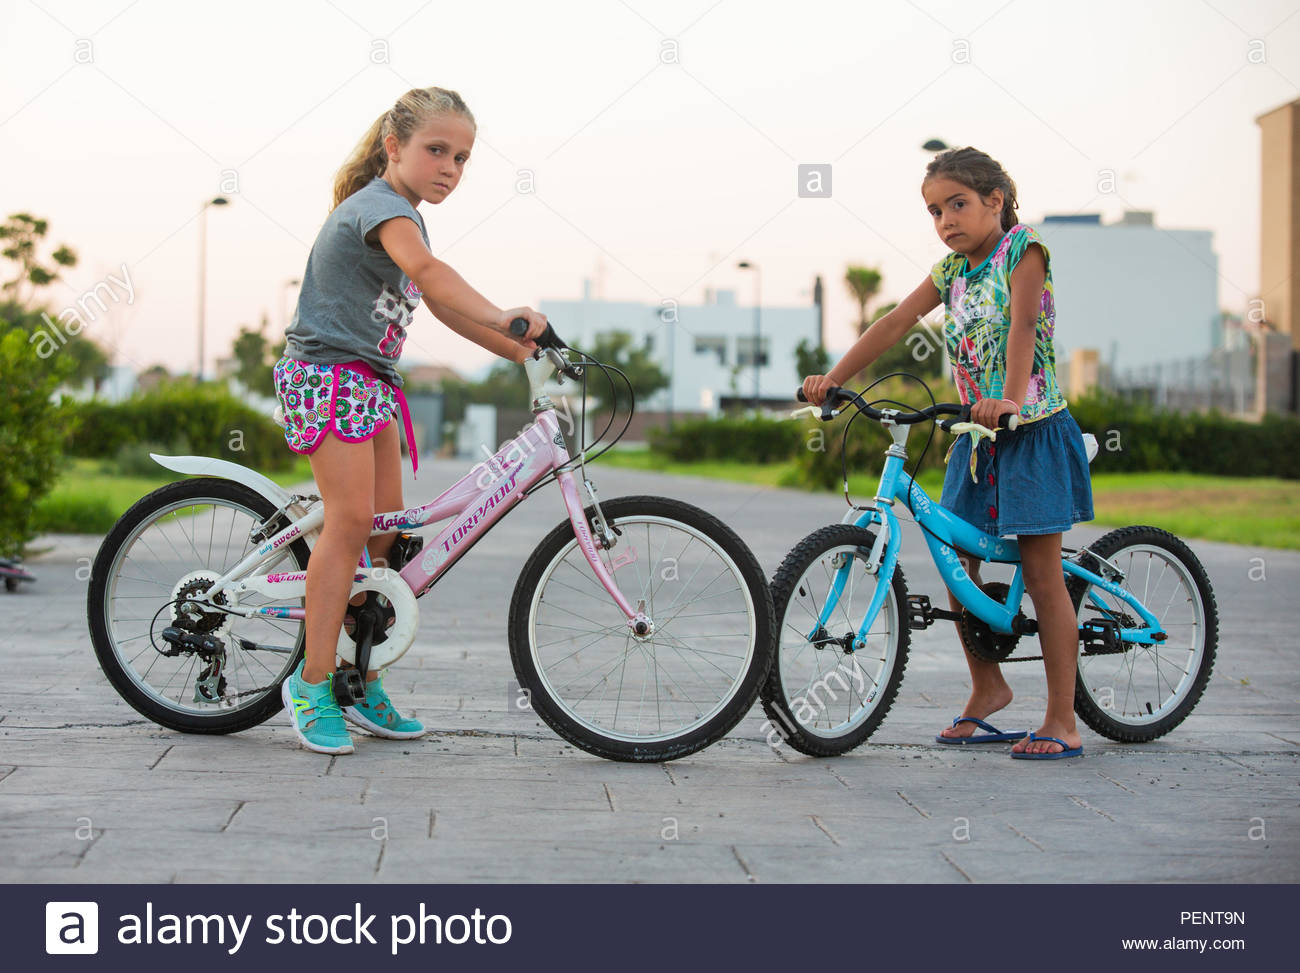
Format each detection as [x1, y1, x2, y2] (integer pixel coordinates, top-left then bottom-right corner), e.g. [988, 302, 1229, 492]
[794, 338, 831, 383]
[0, 213, 77, 306]
[585, 331, 669, 415]
[231, 313, 283, 393]
[0, 214, 110, 390]
[844, 266, 882, 335]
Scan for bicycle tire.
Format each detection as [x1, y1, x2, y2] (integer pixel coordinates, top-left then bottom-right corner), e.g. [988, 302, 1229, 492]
[1067, 525, 1218, 742]
[762, 524, 910, 756]
[508, 495, 775, 762]
[87, 477, 312, 734]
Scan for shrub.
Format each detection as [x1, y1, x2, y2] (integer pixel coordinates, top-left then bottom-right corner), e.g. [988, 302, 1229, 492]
[66, 382, 294, 472]
[0, 324, 76, 556]
[648, 414, 802, 464]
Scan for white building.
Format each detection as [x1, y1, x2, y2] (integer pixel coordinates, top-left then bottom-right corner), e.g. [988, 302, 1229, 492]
[1037, 212, 1219, 371]
[540, 282, 822, 414]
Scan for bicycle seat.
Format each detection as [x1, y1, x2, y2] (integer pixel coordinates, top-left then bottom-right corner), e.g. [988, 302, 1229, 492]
[1082, 432, 1098, 464]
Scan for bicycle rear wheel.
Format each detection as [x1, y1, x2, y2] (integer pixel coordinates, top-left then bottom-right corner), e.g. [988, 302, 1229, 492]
[762, 524, 910, 756]
[87, 478, 311, 733]
[1067, 526, 1218, 742]
[508, 495, 775, 762]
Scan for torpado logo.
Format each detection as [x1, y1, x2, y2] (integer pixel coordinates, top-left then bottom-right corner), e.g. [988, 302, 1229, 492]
[46, 902, 98, 954]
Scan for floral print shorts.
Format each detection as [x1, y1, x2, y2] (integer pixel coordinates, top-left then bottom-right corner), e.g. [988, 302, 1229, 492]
[273, 355, 398, 454]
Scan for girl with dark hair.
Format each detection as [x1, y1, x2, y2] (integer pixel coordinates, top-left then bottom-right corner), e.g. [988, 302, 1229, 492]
[801, 147, 1094, 759]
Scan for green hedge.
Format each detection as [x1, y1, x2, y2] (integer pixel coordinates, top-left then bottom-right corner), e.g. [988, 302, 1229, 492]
[1068, 393, 1300, 479]
[647, 381, 1300, 484]
[647, 414, 803, 464]
[67, 382, 295, 472]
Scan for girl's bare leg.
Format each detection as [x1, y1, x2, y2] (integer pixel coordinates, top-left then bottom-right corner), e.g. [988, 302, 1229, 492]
[303, 434, 375, 683]
[1011, 532, 1082, 755]
[936, 552, 1016, 740]
[360, 422, 403, 683]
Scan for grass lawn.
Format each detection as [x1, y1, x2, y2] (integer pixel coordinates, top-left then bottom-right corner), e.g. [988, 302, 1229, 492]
[592, 449, 1300, 550]
[33, 456, 316, 535]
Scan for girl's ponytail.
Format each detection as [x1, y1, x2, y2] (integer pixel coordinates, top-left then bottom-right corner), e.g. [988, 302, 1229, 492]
[331, 87, 477, 211]
[924, 147, 1020, 231]
[332, 112, 389, 211]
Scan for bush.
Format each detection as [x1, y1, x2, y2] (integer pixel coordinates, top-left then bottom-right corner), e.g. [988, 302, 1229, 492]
[66, 382, 294, 472]
[1069, 392, 1300, 479]
[791, 376, 960, 490]
[648, 414, 802, 464]
[0, 324, 76, 556]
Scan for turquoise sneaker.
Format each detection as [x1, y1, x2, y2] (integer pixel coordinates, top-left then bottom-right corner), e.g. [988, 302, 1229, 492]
[341, 671, 426, 740]
[281, 660, 354, 754]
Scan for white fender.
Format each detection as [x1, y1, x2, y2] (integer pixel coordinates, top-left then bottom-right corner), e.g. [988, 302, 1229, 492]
[150, 453, 298, 510]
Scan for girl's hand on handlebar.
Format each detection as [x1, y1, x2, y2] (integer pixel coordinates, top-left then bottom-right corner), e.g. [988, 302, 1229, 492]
[971, 396, 1019, 429]
[500, 307, 548, 347]
[801, 374, 837, 407]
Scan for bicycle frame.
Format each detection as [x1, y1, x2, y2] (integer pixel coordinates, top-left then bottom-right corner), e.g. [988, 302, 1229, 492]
[815, 421, 1166, 646]
[197, 405, 645, 629]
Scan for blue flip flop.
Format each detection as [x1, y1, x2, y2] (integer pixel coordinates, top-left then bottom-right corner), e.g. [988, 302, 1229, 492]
[934, 716, 1029, 745]
[1010, 732, 1084, 760]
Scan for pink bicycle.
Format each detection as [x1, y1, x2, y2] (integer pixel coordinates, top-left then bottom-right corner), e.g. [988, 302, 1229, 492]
[87, 323, 775, 761]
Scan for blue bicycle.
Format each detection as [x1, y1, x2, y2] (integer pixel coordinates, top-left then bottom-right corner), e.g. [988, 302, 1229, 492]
[762, 386, 1218, 757]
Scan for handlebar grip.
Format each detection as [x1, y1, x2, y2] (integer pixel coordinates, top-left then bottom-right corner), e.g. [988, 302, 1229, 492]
[510, 317, 564, 350]
[796, 388, 808, 402]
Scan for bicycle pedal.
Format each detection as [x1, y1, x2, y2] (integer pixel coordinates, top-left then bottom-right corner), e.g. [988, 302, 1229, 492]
[1079, 617, 1124, 654]
[906, 595, 934, 629]
[333, 666, 368, 706]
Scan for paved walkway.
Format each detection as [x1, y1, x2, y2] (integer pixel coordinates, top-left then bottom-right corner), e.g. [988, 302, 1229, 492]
[1, 458, 1296, 882]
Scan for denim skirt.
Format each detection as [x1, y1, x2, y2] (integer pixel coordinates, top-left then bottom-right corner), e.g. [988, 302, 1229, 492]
[939, 407, 1094, 538]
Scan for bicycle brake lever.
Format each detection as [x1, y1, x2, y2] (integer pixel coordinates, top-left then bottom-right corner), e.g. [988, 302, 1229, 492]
[789, 406, 838, 421]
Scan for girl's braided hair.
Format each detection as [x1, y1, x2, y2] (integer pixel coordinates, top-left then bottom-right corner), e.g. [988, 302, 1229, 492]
[924, 146, 1019, 231]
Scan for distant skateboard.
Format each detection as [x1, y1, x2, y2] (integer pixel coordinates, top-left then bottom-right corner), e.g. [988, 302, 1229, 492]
[0, 558, 35, 592]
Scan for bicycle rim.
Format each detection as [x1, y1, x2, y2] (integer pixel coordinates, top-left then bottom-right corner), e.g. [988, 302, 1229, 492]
[527, 515, 758, 744]
[101, 495, 304, 717]
[1076, 544, 1207, 725]
[777, 543, 901, 739]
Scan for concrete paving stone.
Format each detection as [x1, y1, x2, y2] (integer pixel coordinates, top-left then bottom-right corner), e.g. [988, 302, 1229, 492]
[79, 829, 383, 877]
[4, 460, 1298, 881]
[0, 793, 240, 832]
[373, 839, 751, 883]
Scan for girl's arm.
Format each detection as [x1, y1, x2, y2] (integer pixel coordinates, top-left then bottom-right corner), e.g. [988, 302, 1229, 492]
[421, 295, 532, 363]
[376, 217, 546, 338]
[972, 243, 1045, 427]
[802, 277, 942, 405]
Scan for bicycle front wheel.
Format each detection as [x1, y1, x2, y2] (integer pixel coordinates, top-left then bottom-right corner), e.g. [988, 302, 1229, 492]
[1068, 525, 1218, 742]
[508, 495, 775, 762]
[762, 524, 910, 756]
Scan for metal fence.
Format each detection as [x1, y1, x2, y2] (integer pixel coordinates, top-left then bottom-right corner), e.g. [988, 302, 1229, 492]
[1107, 346, 1258, 415]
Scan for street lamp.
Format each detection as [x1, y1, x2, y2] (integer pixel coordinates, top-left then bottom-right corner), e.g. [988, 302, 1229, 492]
[922, 139, 950, 152]
[737, 260, 761, 409]
[282, 277, 301, 331]
[197, 195, 230, 381]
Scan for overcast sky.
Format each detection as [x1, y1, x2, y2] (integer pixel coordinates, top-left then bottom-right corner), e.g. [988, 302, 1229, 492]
[2, 0, 1297, 379]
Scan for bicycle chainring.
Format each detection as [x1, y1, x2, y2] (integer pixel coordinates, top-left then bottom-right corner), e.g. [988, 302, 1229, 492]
[959, 581, 1021, 663]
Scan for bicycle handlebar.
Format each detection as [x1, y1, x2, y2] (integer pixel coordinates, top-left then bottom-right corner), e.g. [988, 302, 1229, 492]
[795, 387, 1020, 431]
[510, 316, 565, 350]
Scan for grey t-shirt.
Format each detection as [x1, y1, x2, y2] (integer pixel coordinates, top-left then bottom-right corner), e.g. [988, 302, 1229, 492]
[284, 176, 431, 388]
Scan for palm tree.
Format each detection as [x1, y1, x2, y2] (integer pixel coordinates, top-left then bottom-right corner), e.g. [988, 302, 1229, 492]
[844, 266, 882, 336]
